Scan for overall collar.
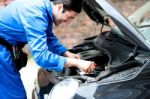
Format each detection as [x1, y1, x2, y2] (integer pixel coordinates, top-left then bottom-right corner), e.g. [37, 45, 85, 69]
[43, 0, 54, 21]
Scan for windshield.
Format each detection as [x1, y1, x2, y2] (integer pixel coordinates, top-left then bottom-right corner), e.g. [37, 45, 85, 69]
[130, 1, 150, 43]
[110, 0, 150, 43]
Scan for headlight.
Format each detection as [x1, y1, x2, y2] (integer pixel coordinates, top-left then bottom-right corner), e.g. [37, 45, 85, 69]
[48, 78, 79, 99]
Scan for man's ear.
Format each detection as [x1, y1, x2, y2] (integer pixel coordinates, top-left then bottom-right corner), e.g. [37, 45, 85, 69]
[57, 3, 64, 13]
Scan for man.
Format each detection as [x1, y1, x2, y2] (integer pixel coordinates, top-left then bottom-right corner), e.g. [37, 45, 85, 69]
[0, 0, 96, 98]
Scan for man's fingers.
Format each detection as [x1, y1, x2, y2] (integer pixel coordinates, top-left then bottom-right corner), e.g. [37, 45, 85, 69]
[86, 62, 97, 74]
[74, 54, 80, 59]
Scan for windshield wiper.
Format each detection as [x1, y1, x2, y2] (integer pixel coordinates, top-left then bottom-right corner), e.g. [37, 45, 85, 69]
[138, 24, 150, 28]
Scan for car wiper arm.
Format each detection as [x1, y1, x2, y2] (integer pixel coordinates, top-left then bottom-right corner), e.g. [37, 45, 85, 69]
[137, 25, 150, 28]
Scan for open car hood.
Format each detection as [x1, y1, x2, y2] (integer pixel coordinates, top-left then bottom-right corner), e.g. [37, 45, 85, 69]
[82, 0, 150, 50]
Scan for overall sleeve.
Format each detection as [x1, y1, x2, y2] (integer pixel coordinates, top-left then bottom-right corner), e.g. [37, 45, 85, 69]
[46, 28, 67, 55]
[18, 0, 66, 71]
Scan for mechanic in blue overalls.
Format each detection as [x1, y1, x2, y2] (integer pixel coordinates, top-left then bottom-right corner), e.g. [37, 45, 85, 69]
[0, 0, 96, 98]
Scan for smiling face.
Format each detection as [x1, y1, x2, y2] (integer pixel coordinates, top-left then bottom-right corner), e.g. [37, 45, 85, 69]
[53, 3, 78, 26]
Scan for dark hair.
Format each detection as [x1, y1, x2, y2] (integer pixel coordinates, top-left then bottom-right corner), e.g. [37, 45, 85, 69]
[53, 0, 83, 13]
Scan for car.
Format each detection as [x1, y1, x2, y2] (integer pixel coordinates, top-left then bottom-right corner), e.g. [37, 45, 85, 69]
[33, 0, 150, 99]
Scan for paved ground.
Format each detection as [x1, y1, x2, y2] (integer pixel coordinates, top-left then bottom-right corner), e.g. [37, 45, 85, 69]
[20, 58, 40, 99]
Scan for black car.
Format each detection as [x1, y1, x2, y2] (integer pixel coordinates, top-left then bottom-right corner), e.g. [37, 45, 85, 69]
[37, 0, 150, 99]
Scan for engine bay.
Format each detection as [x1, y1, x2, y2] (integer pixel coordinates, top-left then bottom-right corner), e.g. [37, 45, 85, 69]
[55, 31, 149, 84]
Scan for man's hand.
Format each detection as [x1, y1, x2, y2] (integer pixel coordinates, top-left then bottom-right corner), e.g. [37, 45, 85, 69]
[63, 51, 80, 59]
[86, 61, 97, 74]
[64, 51, 96, 74]
[76, 60, 97, 74]
[65, 58, 96, 74]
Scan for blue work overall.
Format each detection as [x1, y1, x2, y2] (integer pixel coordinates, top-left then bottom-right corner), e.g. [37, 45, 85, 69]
[0, 0, 67, 98]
